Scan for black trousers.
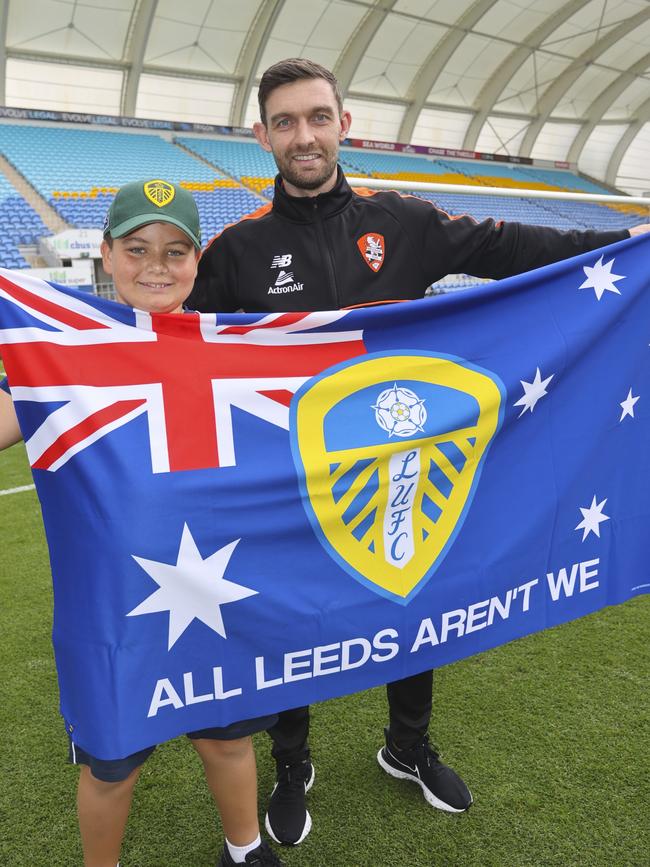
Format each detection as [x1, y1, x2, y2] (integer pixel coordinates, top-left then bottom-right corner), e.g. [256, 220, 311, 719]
[268, 669, 434, 762]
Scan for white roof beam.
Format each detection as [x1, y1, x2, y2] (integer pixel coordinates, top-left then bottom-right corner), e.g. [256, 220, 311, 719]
[334, 0, 397, 96]
[567, 53, 650, 164]
[398, 0, 495, 144]
[230, 0, 285, 127]
[463, 0, 590, 151]
[519, 5, 650, 158]
[121, 0, 158, 117]
[5, 45, 238, 86]
[0, 0, 8, 105]
[606, 100, 650, 187]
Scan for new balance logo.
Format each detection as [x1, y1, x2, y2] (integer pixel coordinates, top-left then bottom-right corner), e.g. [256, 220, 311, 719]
[271, 254, 292, 268]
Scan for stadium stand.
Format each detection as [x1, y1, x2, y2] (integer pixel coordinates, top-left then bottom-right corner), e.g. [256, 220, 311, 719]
[338, 148, 607, 193]
[175, 136, 278, 199]
[0, 171, 50, 268]
[0, 125, 266, 251]
[338, 147, 647, 234]
[0, 122, 645, 281]
[339, 149, 454, 179]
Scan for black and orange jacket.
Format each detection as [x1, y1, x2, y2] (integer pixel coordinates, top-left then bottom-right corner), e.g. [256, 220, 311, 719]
[189, 167, 628, 313]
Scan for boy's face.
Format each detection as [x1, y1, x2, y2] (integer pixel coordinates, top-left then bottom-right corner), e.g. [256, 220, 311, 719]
[101, 222, 199, 313]
[254, 77, 351, 198]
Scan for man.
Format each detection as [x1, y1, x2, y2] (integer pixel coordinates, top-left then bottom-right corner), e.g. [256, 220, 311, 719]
[189, 57, 650, 847]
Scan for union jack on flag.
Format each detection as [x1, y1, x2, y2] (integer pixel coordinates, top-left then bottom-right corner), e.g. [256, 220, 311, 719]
[0, 270, 366, 472]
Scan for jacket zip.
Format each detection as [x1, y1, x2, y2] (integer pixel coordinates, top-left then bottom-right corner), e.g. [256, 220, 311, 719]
[312, 198, 340, 309]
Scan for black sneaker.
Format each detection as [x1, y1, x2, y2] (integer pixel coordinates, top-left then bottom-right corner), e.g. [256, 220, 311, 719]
[264, 758, 315, 845]
[377, 728, 472, 812]
[217, 839, 284, 866]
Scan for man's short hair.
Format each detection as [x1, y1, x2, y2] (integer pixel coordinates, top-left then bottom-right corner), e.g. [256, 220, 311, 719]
[258, 58, 343, 125]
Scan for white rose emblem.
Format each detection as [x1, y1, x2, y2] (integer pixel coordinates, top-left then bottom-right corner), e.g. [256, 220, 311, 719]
[373, 384, 426, 438]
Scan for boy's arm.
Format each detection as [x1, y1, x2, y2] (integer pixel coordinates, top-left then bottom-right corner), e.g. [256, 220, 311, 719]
[0, 385, 22, 450]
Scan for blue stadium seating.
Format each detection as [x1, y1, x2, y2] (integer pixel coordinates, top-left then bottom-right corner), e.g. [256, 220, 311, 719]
[0, 125, 219, 193]
[339, 150, 449, 176]
[337, 148, 646, 237]
[0, 172, 49, 268]
[175, 137, 277, 198]
[0, 125, 268, 248]
[0, 122, 644, 277]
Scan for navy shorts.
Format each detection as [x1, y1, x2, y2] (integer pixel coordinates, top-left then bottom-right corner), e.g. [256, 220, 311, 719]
[68, 712, 278, 783]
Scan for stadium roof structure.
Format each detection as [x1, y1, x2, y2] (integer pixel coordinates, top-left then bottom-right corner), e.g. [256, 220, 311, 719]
[2, 0, 650, 195]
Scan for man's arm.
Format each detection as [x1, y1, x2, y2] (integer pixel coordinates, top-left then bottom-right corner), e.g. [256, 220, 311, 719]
[0, 386, 22, 450]
[628, 223, 650, 236]
[410, 196, 635, 281]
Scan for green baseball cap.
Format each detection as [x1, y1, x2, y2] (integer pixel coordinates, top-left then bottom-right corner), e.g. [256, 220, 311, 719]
[103, 179, 201, 248]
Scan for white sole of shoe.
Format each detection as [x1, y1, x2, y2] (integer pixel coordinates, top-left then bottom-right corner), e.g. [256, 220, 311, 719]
[376, 748, 472, 813]
[264, 764, 315, 846]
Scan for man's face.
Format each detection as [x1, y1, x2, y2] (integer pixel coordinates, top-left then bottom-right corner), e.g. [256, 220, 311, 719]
[254, 78, 351, 197]
[101, 222, 199, 314]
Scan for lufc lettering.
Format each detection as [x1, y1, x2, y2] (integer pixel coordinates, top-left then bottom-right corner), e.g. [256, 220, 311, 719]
[385, 449, 419, 565]
[147, 557, 601, 718]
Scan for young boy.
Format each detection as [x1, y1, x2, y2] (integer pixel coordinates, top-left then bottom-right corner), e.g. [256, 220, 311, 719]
[0, 180, 283, 867]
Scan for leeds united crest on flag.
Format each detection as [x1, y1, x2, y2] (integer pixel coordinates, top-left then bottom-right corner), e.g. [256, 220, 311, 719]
[291, 352, 504, 602]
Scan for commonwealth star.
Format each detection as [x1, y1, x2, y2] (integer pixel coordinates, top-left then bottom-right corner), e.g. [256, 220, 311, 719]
[579, 255, 625, 301]
[513, 367, 554, 417]
[127, 525, 257, 649]
[619, 388, 640, 421]
[575, 496, 610, 541]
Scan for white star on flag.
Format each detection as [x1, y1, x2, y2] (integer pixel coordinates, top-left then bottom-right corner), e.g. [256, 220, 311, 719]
[127, 525, 257, 649]
[575, 496, 610, 541]
[579, 255, 625, 301]
[513, 367, 554, 417]
[619, 388, 639, 421]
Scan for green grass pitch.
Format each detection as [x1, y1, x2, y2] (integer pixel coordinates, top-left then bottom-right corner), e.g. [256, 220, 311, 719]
[1, 443, 648, 866]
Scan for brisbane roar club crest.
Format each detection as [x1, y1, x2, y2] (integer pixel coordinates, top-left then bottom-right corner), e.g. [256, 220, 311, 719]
[291, 352, 504, 602]
[357, 233, 385, 272]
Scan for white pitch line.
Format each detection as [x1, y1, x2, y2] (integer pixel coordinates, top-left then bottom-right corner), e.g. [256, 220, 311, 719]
[0, 484, 36, 496]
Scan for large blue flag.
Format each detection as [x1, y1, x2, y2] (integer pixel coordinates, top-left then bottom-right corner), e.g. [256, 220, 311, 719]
[0, 234, 648, 760]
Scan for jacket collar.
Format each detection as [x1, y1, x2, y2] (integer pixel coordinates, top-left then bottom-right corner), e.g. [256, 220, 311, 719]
[272, 166, 352, 221]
